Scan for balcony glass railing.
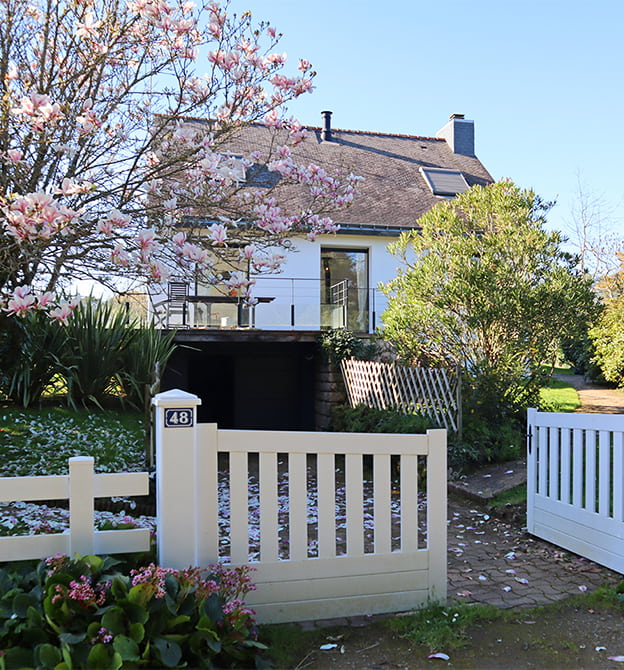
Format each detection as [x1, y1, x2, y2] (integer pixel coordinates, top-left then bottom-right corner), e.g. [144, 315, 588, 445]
[153, 277, 386, 333]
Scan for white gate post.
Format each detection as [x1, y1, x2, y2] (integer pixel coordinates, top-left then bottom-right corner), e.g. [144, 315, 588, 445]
[426, 429, 447, 602]
[69, 456, 95, 556]
[152, 389, 202, 569]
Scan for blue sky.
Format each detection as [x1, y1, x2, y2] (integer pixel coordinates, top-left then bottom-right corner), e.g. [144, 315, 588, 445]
[240, 0, 624, 243]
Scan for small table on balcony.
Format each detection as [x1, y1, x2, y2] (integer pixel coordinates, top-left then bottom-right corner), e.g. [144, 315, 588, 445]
[186, 295, 274, 328]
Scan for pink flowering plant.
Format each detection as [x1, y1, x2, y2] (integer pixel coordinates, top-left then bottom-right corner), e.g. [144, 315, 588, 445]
[0, 0, 360, 316]
[0, 553, 267, 669]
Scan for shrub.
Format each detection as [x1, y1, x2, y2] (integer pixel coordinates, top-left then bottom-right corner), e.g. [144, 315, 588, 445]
[320, 329, 378, 365]
[0, 554, 268, 669]
[6, 311, 73, 407]
[119, 326, 177, 409]
[331, 404, 435, 434]
[3, 299, 178, 412]
[590, 295, 624, 387]
[450, 413, 523, 471]
[62, 299, 138, 407]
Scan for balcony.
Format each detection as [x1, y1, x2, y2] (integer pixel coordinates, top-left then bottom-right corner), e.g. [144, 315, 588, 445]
[152, 278, 386, 334]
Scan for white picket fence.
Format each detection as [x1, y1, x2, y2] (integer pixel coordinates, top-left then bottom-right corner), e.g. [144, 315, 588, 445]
[0, 457, 150, 561]
[527, 408, 624, 573]
[341, 359, 460, 433]
[153, 389, 448, 624]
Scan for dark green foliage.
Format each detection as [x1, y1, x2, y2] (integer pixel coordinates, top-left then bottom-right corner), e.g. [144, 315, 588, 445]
[118, 326, 177, 407]
[320, 329, 378, 365]
[0, 313, 22, 397]
[450, 414, 523, 471]
[1, 299, 177, 411]
[590, 292, 624, 387]
[0, 554, 268, 669]
[382, 181, 598, 461]
[61, 298, 137, 406]
[6, 311, 73, 407]
[331, 404, 435, 434]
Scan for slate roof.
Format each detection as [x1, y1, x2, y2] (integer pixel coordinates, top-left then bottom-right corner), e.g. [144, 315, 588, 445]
[186, 117, 494, 233]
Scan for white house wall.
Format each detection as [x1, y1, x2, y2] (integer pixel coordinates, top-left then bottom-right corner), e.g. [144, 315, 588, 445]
[149, 232, 399, 333]
[250, 233, 396, 332]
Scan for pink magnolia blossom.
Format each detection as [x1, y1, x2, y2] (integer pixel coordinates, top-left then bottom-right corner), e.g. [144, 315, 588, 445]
[147, 260, 169, 281]
[173, 232, 187, 246]
[37, 292, 55, 308]
[4, 286, 36, 316]
[75, 11, 101, 39]
[0, 0, 359, 316]
[208, 223, 228, 245]
[181, 242, 209, 264]
[111, 244, 130, 266]
[48, 301, 76, 325]
[241, 244, 256, 261]
[105, 209, 131, 227]
[6, 149, 23, 162]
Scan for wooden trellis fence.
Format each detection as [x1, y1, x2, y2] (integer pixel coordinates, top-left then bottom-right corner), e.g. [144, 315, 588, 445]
[341, 359, 461, 435]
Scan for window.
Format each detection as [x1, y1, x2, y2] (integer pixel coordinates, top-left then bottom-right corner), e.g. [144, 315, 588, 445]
[321, 248, 369, 332]
[420, 167, 469, 197]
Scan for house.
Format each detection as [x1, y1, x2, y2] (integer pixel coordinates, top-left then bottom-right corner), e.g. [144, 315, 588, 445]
[154, 113, 493, 430]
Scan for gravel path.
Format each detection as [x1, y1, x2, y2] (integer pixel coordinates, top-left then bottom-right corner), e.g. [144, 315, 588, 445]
[554, 373, 624, 414]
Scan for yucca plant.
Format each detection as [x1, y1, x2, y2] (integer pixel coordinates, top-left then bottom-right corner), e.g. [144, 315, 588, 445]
[119, 324, 177, 407]
[119, 324, 178, 465]
[8, 311, 74, 407]
[62, 298, 138, 407]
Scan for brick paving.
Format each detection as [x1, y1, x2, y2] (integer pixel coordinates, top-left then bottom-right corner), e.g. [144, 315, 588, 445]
[305, 492, 621, 631]
[447, 495, 621, 609]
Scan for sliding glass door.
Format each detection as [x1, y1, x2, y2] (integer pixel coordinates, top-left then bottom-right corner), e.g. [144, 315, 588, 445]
[321, 248, 369, 332]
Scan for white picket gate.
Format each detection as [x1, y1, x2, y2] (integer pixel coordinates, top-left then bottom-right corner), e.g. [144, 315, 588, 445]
[0, 457, 150, 561]
[153, 389, 448, 624]
[527, 408, 624, 573]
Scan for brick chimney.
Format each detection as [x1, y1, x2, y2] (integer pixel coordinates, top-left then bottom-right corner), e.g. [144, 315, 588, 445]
[436, 114, 475, 156]
[321, 110, 332, 142]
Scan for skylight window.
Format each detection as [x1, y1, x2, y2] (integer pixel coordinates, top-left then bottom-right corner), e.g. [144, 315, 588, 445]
[420, 167, 469, 197]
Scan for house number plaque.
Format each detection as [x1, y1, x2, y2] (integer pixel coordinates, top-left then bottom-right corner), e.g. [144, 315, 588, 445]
[164, 408, 194, 428]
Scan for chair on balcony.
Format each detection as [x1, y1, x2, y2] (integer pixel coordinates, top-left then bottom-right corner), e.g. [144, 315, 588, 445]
[167, 281, 189, 327]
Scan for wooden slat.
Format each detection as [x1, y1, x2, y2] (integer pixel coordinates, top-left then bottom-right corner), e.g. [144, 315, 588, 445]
[373, 454, 391, 555]
[598, 431, 611, 517]
[259, 452, 279, 562]
[585, 430, 597, 513]
[219, 429, 431, 456]
[0, 475, 68, 502]
[548, 427, 560, 501]
[614, 432, 624, 522]
[400, 454, 419, 551]
[572, 428, 584, 508]
[345, 454, 364, 556]
[538, 426, 548, 497]
[229, 452, 249, 564]
[289, 453, 308, 561]
[560, 428, 571, 505]
[93, 472, 149, 497]
[317, 454, 336, 559]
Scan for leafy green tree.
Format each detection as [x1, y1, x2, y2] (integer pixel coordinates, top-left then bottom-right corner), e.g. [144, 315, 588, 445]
[382, 181, 598, 430]
[590, 252, 624, 386]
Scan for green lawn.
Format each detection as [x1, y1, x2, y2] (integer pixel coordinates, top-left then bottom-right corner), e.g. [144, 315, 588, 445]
[0, 405, 144, 476]
[539, 378, 581, 413]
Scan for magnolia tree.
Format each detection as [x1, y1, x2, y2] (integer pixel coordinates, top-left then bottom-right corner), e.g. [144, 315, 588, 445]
[0, 0, 359, 322]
